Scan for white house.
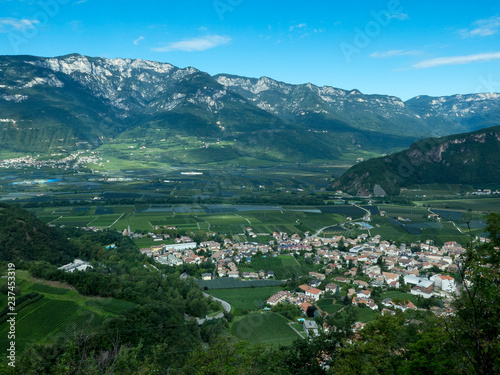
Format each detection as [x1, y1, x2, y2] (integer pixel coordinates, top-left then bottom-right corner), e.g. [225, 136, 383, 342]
[411, 285, 434, 299]
[431, 274, 457, 293]
[227, 271, 239, 278]
[58, 259, 93, 273]
[163, 242, 198, 252]
[382, 272, 400, 285]
[305, 288, 324, 301]
[357, 289, 371, 299]
[404, 275, 433, 289]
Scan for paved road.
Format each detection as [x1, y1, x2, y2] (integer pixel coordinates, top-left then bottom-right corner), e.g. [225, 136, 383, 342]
[197, 293, 231, 325]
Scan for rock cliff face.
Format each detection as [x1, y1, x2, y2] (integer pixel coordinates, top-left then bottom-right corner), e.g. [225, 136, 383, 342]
[216, 74, 500, 137]
[0, 54, 499, 164]
[332, 126, 500, 195]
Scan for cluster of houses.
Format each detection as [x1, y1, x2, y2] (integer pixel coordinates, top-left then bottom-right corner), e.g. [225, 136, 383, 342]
[137, 227, 467, 298]
[0, 151, 99, 170]
[133, 225, 470, 322]
[468, 189, 500, 195]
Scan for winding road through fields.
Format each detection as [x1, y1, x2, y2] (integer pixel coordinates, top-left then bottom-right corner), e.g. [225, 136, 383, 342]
[197, 292, 232, 325]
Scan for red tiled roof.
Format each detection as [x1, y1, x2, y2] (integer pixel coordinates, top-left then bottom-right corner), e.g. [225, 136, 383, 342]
[300, 302, 312, 312]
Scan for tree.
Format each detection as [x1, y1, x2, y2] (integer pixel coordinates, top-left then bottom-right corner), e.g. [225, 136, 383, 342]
[306, 305, 317, 318]
[331, 311, 456, 374]
[444, 213, 500, 374]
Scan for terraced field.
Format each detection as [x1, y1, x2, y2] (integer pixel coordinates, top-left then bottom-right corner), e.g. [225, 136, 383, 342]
[0, 298, 107, 353]
[0, 273, 135, 356]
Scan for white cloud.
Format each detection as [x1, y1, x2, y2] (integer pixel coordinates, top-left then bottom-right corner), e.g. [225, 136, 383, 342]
[459, 16, 500, 38]
[409, 52, 500, 69]
[370, 49, 421, 58]
[152, 35, 231, 52]
[0, 18, 39, 32]
[74, 0, 89, 4]
[289, 23, 307, 32]
[133, 36, 144, 45]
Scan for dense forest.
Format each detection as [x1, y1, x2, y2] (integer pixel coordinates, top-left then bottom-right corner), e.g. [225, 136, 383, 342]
[0, 203, 78, 265]
[0, 204, 498, 374]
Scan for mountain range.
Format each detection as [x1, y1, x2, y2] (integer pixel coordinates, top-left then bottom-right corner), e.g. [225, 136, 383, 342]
[1, 54, 500, 167]
[332, 125, 500, 196]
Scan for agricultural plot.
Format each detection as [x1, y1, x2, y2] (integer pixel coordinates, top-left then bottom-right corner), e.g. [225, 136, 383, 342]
[240, 255, 304, 280]
[406, 222, 444, 230]
[387, 219, 422, 235]
[290, 322, 306, 338]
[202, 214, 250, 225]
[368, 215, 471, 245]
[380, 291, 418, 304]
[0, 299, 79, 352]
[102, 192, 143, 199]
[294, 257, 323, 274]
[379, 205, 429, 220]
[28, 284, 70, 295]
[297, 212, 344, 231]
[431, 209, 463, 221]
[421, 198, 500, 212]
[28, 202, 361, 236]
[51, 207, 73, 215]
[74, 207, 90, 214]
[354, 307, 379, 323]
[207, 286, 283, 314]
[53, 215, 97, 227]
[460, 220, 487, 229]
[86, 298, 137, 315]
[317, 205, 366, 218]
[94, 207, 115, 215]
[316, 299, 344, 315]
[231, 312, 301, 346]
[88, 214, 124, 228]
[362, 205, 380, 215]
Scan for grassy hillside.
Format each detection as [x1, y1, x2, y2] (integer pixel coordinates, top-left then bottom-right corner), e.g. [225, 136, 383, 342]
[332, 125, 500, 196]
[0, 270, 137, 355]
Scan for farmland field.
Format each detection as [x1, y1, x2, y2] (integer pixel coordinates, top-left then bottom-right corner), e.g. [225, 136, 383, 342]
[316, 299, 344, 315]
[207, 286, 283, 315]
[86, 298, 138, 315]
[416, 198, 500, 212]
[231, 312, 301, 346]
[239, 255, 305, 279]
[381, 291, 418, 304]
[0, 299, 106, 353]
[197, 278, 283, 289]
[353, 306, 379, 323]
[21, 197, 496, 247]
[0, 272, 132, 355]
[27, 204, 353, 236]
[28, 284, 70, 295]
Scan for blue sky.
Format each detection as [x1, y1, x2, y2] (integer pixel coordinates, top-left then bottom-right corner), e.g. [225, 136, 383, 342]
[1, 0, 500, 100]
